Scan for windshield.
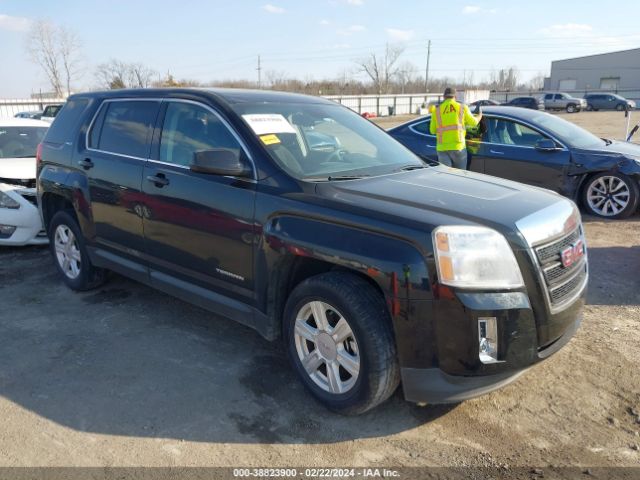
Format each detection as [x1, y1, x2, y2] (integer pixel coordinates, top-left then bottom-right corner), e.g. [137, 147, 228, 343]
[0, 126, 48, 159]
[530, 113, 605, 149]
[232, 102, 424, 180]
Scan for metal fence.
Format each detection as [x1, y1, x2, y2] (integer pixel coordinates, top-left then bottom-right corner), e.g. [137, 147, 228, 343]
[0, 98, 67, 118]
[489, 88, 640, 106]
[323, 93, 444, 116]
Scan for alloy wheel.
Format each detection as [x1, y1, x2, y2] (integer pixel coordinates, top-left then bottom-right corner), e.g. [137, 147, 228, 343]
[586, 176, 630, 217]
[293, 300, 360, 395]
[54, 224, 82, 279]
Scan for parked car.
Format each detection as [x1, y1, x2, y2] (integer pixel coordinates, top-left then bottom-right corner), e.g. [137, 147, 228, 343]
[388, 106, 640, 218]
[0, 118, 50, 245]
[15, 110, 43, 120]
[470, 99, 500, 108]
[584, 93, 636, 111]
[39, 89, 586, 414]
[503, 97, 545, 110]
[543, 92, 586, 113]
[40, 103, 63, 123]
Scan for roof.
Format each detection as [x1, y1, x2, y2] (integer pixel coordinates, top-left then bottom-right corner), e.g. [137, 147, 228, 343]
[552, 47, 640, 64]
[71, 87, 335, 106]
[387, 106, 550, 132]
[0, 117, 51, 127]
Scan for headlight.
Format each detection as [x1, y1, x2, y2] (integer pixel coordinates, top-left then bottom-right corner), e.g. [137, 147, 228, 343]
[433, 225, 524, 289]
[0, 191, 20, 209]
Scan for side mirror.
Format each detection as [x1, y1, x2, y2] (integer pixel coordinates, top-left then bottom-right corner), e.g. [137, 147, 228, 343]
[535, 138, 560, 152]
[190, 149, 251, 177]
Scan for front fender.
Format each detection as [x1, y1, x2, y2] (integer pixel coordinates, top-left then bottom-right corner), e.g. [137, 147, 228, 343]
[263, 215, 430, 302]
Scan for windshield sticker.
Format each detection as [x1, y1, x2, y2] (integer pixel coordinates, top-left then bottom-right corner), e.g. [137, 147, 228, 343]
[242, 114, 296, 135]
[260, 134, 281, 145]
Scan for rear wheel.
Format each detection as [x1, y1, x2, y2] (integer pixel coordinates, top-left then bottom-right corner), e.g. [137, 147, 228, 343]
[283, 271, 399, 415]
[49, 210, 106, 290]
[582, 172, 639, 219]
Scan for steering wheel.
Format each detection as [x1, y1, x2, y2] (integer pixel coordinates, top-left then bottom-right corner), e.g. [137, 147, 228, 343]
[324, 148, 348, 164]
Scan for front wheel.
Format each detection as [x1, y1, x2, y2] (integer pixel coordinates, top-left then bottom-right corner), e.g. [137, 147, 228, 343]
[283, 272, 399, 415]
[582, 172, 639, 219]
[566, 104, 577, 113]
[616, 104, 625, 111]
[49, 210, 106, 290]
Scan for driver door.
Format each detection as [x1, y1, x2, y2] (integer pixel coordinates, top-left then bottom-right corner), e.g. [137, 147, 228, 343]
[476, 117, 571, 192]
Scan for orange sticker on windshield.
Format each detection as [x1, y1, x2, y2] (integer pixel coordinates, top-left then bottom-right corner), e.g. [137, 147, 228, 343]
[260, 134, 281, 145]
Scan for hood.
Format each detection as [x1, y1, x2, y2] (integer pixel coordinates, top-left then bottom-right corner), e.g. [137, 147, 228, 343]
[595, 140, 640, 158]
[0, 157, 37, 182]
[316, 166, 572, 248]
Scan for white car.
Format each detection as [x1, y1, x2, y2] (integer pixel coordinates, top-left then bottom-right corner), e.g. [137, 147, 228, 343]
[0, 118, 50, 246]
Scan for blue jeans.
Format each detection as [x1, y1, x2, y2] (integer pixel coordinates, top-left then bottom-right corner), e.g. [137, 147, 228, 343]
[437, 149, 468, 170]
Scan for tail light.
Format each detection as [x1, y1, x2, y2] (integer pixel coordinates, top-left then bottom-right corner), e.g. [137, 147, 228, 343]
[36, 142, 43, 170]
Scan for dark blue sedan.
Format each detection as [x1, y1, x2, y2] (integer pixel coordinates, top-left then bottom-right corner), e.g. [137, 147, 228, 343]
[388, 106, 640, 218]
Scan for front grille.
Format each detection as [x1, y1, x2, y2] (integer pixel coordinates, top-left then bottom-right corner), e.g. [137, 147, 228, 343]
[535, 227, 587, 308]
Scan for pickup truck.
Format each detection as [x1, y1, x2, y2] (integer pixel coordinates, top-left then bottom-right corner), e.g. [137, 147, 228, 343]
[38, 89, 587, 414]
[543, 93, 586, 113]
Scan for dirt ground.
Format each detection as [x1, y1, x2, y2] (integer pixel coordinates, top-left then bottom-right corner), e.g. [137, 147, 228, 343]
[0, 112, 638, 477]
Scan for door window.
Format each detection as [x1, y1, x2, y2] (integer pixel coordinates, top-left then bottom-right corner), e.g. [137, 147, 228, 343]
[89, 100, 159, 158]
[483, 118, 548, 147]
[159, 102, 242, 167]
[409, 119, 432, 136]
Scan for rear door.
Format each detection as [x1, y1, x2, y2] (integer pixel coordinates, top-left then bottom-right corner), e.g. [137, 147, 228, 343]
[140, 100, 257, 304]
[475, 116, 571, 192]
[83, 99, 160, 265]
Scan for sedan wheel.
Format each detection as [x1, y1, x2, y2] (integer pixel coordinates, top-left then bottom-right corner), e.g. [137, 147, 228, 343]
[584, 173, 639, 218]
[294, 301, 360, 394]
[54, 224, 82, 279]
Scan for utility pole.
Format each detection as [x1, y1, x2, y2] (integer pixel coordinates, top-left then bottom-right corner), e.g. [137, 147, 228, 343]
[425, 40, 431, 93]
[257, 55, 262, 89]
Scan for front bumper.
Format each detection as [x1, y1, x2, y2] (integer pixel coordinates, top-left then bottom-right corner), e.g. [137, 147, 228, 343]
[0, 184, 48, 246]
[401, 314, 581, 403]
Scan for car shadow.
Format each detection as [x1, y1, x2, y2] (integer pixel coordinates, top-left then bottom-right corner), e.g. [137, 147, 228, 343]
[0, 246, 457, 445]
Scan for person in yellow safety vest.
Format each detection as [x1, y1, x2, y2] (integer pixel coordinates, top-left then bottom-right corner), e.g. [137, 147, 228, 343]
[429, 87, 482, 170]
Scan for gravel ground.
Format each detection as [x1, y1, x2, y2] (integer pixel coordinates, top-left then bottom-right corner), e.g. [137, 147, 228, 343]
[0, 111, 638, 477]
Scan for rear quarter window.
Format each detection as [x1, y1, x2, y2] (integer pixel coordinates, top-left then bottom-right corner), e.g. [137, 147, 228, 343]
[45, 98, 90, 144]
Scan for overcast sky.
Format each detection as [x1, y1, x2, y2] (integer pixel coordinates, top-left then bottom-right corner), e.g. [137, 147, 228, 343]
[1, 0, 640, 97]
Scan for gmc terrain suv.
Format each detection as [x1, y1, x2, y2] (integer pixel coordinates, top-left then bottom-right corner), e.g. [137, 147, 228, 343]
[38, 89, 587, 414]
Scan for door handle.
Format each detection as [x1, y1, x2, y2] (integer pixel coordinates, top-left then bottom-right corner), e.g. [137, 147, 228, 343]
[78, 158, 94, 170]
[489, 149, 505, 155]
[146, 174, 170, 187]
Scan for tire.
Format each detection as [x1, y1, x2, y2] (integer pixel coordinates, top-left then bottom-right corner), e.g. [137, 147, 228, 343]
[582, 172, 639, 219]
[48, 210, 106, 290]
[616, 104, 625, 111]
[283, 271, 400, 415]
[566, 104, 577, 113]
[586, 104, 593, 111]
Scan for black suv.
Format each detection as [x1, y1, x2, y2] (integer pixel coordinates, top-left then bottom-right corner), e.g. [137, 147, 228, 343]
[38, 89, 587, 414]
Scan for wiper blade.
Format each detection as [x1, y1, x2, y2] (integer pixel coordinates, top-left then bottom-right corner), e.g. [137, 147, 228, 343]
[304, 175, 369, 182]
[602, 138, 613, 145]
[394, 164, 427, 172]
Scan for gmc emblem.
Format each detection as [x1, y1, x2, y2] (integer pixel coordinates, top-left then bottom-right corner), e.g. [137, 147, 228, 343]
[561, 239, 585, 268]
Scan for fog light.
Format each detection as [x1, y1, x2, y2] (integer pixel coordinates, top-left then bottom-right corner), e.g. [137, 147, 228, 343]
[478, 317, 500, 364]
[0, 224, 17, 239]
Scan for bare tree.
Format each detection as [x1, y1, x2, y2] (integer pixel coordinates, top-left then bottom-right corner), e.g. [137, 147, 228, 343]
[396, 61, 417, 94]
[527, 71, 546, 91]
[95, 59, 156, 89]
[355, 44, 405, 94]
[26, 20, 83, 96]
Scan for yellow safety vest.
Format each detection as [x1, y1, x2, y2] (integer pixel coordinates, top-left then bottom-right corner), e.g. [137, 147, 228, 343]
[431, 99, 469, 152]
